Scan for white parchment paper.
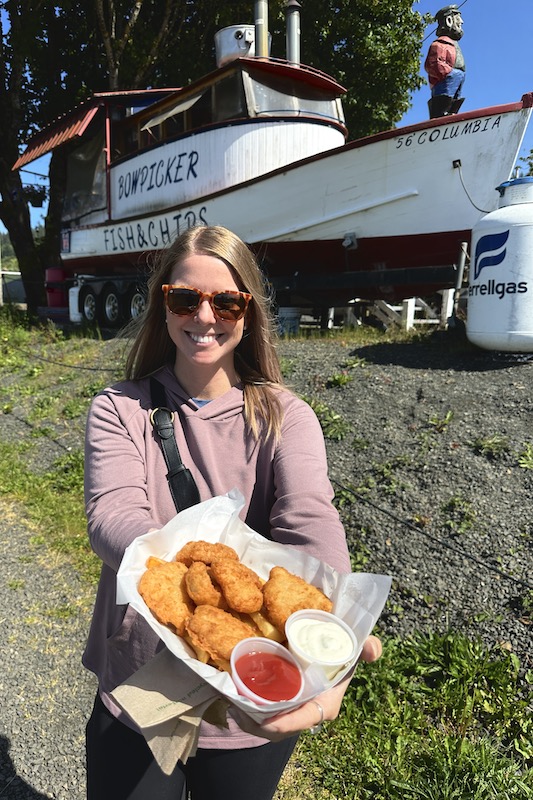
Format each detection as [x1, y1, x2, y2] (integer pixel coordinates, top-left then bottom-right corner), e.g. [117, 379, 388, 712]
[116, 489, 392, 722]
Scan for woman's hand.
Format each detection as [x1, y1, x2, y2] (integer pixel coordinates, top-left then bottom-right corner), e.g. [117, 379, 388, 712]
[232, 634, 382, 742]
[359, 634, 382, 663]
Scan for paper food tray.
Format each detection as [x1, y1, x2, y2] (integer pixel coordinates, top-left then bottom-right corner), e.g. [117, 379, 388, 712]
[116, 489, 392, 722]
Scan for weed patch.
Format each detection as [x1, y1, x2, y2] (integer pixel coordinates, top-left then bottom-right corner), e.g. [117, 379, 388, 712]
[517, 442, 533, 469]
[326, 371, 354, 388]
[441, 495, 476, 535]
[303, 397, 352, 440]
[296, 633, 532, 800]
[469, 434, 510, 460]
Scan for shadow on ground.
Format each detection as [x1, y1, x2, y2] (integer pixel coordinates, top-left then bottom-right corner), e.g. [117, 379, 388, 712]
[350, 328, 533, 373]
[0, 736, 50, 799]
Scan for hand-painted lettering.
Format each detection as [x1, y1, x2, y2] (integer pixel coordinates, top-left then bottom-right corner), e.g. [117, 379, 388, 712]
[188, 151, 199, 178]
[140, 166, 149, 191]
[159, 217, 172, 245]
[137, 224, 148, 247]
[164, 157, 176, 186]
[103, 207, 208, 253]
[148, 220, 158, 247]
[395, 115, 504, 150]
[116, 150, 200, 199]
[174, 153, 186, 183]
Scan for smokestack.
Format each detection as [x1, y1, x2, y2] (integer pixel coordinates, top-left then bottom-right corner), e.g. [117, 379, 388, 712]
[285, 0, 301, 65]
[254, 1, 269, 58]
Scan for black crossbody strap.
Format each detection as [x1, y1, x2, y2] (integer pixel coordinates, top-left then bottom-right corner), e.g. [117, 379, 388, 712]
[149, 377, 200, 512]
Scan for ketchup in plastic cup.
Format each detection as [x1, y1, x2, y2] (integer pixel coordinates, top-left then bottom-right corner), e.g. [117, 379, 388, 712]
[285, 609, 357, 681]
[230, 638, 304, 705]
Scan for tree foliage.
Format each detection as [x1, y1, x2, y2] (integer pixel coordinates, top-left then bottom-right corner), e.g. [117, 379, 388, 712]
[521, 150, 533, 177]
[0, 0, 430, 315]
[271, 0, 429, 137]
[0, 1, 47, 314]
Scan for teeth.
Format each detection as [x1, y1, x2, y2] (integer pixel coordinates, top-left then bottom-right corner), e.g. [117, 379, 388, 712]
[189, 333, 217, 343]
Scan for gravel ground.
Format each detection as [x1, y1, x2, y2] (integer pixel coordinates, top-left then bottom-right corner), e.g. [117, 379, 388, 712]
[1, 328, 532, 798]
[280, 331, 533, 668]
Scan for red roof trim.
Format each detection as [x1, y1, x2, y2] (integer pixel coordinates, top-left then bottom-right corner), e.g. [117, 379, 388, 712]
[12, 106, 100, 170]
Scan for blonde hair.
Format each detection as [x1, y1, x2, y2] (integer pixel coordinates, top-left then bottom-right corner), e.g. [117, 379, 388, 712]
[124, 225, 287, 440]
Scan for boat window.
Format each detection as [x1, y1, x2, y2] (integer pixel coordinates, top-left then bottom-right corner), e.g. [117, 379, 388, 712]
[189, 89, 213, 129]
[62, 131, 107, 222]
[247, 73, 344, 124]
[165, 113, 185, 138]
[141, 92, 205, 131]
[141, 123, 163, 148]
[123, 126, 139, 155]
[110, 71, 250, 162]
[213, 73, 247, 122]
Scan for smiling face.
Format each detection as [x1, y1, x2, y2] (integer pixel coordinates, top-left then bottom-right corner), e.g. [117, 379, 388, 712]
[166, 253, 247, 399]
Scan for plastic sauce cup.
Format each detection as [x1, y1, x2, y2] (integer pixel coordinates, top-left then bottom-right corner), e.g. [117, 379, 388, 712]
[230, 637, 304, 706]
[285, 609, 357, 681]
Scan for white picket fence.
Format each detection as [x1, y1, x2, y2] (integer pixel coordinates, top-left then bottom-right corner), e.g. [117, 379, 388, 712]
[368, 289, 455, 330]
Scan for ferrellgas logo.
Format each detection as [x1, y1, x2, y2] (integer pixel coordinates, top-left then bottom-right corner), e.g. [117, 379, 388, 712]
[469, 228, 528, 300]
[473, 230, 510, 280]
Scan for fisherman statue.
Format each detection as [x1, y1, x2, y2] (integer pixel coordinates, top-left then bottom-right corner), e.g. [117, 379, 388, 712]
[424, 4, 465, 119]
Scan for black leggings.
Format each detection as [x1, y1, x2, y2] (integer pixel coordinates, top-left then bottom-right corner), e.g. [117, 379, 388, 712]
[86, 694, 299, 800]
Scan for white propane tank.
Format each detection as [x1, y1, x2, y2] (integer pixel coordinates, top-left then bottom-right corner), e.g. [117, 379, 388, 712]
[466, 177, 533, 351]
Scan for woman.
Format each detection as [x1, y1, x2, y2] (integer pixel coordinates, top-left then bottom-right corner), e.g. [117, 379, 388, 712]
[83, 225, 381, 800]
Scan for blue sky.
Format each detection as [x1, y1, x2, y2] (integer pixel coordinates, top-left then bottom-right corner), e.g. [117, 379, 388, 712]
[401, 0, 533, 165]
[11, 0, 533, 231]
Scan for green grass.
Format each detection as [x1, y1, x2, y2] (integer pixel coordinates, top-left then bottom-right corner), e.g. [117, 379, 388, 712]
[0, 306, 121, 582]
[0, 440, 99, 581]
[280, 633, 532, 799]
[290, 321, 437, 346]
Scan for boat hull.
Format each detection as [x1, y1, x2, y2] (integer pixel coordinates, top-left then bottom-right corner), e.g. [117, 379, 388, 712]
[61, 96, 533, 304]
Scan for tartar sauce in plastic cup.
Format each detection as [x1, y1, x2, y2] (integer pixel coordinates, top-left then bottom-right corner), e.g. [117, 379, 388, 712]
[285, 609, 357, 681]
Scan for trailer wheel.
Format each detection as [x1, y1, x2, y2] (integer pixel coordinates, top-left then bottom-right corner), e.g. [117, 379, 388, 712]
[100, 284, 122, 327]
[125, 285, 146, 321]
[80, 286, 98, 324]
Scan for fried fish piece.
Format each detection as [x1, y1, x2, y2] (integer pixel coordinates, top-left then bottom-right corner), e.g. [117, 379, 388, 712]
[262, 566, 333, 632]
[210, 557, 264, 614]
[174, 540, 239, 567]
[185, 605, 257, 672]
[138, 559, 194, 636]
[184, 561, 227, 608]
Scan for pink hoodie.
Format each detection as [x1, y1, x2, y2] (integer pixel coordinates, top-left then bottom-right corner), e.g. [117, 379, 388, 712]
[83, 364, 350, 749]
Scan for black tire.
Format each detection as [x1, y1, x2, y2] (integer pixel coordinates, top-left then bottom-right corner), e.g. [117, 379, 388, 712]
[80, 286, 98, 325]
[124, 284, 146, 322]
[99, 283, 122, 327]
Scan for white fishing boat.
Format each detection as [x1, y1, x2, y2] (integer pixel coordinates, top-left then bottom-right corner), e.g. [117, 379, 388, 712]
[13, 4, 533, 323]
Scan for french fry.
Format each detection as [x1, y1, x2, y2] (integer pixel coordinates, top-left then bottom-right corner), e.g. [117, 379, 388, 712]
[247, 610, 285, 643]
[183, 632, 210, 664]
